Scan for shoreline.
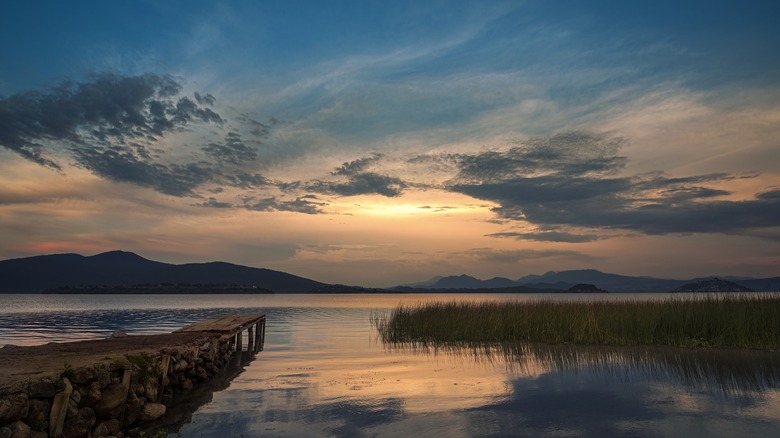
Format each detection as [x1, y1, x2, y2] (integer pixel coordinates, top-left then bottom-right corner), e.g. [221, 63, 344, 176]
[0, 314, 265, 438]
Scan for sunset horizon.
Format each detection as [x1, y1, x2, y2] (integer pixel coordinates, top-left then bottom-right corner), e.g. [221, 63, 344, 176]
[3, 1, 779, 288]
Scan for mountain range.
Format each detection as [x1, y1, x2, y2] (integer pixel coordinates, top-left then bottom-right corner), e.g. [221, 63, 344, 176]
[1, 250, 778, 293]
[0, 250, 324, 293]
[395, 269, 780, 292]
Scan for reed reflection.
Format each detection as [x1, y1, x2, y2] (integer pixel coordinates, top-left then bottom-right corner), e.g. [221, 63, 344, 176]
[381, 341, 780, 398]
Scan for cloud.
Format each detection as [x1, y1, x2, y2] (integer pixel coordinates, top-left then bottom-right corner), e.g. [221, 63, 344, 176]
[0, 73, 273, 197]
[71, 147, 216, 196]
[0, 73, 221, 165]
[194, 197, 233, 208]
[303, 154, 408, 198]
[452, 132, 628, 182]
[466, 248, 597, 264]
[202, 132, 258, 164]
[243, 195, 326, 214]
[194, 92, 216, 106]
[332, 153, 384, 176]
[444, 131, 780, 237]
[306, 173, 407, 197]
[486, 231, 600, 243]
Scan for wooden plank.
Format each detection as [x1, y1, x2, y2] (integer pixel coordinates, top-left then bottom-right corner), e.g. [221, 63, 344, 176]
[174, 313, 266, 334]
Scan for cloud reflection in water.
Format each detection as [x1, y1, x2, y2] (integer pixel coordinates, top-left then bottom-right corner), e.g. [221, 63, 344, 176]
[176, 313, 780, 437]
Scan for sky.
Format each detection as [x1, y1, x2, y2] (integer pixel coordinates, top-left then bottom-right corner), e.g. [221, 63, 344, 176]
[1, 0, 779, 287]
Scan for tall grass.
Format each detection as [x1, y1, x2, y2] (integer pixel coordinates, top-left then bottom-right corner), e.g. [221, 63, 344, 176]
[373, 294, 780, 350]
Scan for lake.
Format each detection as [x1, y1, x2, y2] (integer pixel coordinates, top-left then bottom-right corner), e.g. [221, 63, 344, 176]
[2, 293, 780, 437]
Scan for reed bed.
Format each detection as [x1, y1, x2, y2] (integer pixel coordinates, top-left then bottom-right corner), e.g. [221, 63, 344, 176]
[373, 294, 780, 350]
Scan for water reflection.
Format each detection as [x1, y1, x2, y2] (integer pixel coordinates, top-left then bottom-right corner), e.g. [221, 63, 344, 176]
[0, 308, 245, 345]
[382, 342, 780, 398]
[153, 349, 259, 435]
[173, 305, 780, 437]
[4, 295, 780, 437]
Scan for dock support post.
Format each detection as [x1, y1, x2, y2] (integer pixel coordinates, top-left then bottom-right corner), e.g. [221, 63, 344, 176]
[253, 322, 259, 352]
[248, 325, 255, 351]
[159, 354, 171, 402]
[235, 330, 243, 351]
[49, 377, 72, 438]
[117, 368, 132, 424]
[256, 318, 266, 352]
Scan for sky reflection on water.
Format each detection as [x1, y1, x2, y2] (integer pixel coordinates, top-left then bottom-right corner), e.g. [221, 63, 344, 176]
[1, 294, 779, 437]
[174, 340, 780, 437]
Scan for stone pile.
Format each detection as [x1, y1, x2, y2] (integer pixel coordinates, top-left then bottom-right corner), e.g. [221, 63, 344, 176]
[0, 333, 238, 438]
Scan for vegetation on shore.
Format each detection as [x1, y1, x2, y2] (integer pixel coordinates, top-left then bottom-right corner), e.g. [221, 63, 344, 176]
[373, 294, 780, 350]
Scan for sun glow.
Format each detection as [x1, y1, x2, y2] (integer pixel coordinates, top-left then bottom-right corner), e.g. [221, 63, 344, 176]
[354, 203, 475, 216]
[328, 191, 493, 217]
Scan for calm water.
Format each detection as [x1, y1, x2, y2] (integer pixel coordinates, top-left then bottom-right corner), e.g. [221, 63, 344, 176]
[2, 293, 780, 437]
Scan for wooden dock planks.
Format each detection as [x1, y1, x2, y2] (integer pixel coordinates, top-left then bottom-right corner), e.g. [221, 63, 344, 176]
[174, 313, 266, 334]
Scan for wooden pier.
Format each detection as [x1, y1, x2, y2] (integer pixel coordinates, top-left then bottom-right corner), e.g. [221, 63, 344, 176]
[0, 313, 266, 394]
[0, 313, 268, 438]
[175, 313, 267, 353]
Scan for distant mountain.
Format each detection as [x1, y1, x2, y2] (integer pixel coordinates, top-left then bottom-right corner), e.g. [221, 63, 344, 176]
[515, 270, 685, 292]
[5, 251, 780, 294]
[0, 251, 325, 293]
[390, 285, 560, 294]
[736, 277, 780, 292]
[395, 269, 780, 293]
[392, 269, 682, 292]
[672, 278, 754, 292]
[397, 276, 444, 288]
[426, 275, 519, 289]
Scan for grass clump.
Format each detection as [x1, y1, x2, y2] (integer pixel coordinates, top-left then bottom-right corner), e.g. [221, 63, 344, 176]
[373, 294, 780, 350]
[125, 352, 156, 384]
[61, 362, 75, 380]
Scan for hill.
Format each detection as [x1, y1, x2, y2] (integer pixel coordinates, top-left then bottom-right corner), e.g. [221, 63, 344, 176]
[399, 270, 780, 293]
[672, 278, 754, 292]
[408, 269, 683, 292]
[515, 270, 684, 292]
[0, 251, 325, 293]
[423, 275, 519, 289]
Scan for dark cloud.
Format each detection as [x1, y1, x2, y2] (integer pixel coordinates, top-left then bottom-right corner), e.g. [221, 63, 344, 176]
[486, 231, 601, 243]
[452, 131, 627, 183]
[756, 188, 780, 200]
[444, 131, 779, 237]
[71, 144, 268, 196]
[202, 132, 259, 164]
[307, 172, 407, 197]
[332, 153, 384, 176]
[0, 73, 223, 167]
[194, 197, 233, 208]
[466, 248, 598, 264]
[220, 171, 270, 189]
[194, 92, 216, 106]
[72, 147, 212, 196]
[303, 153, 407, 197]
[276, 181, 302, 192]
[0, 73, 278, 198]
[243, 195, 326, 214]
[234, 113, 274, 138]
